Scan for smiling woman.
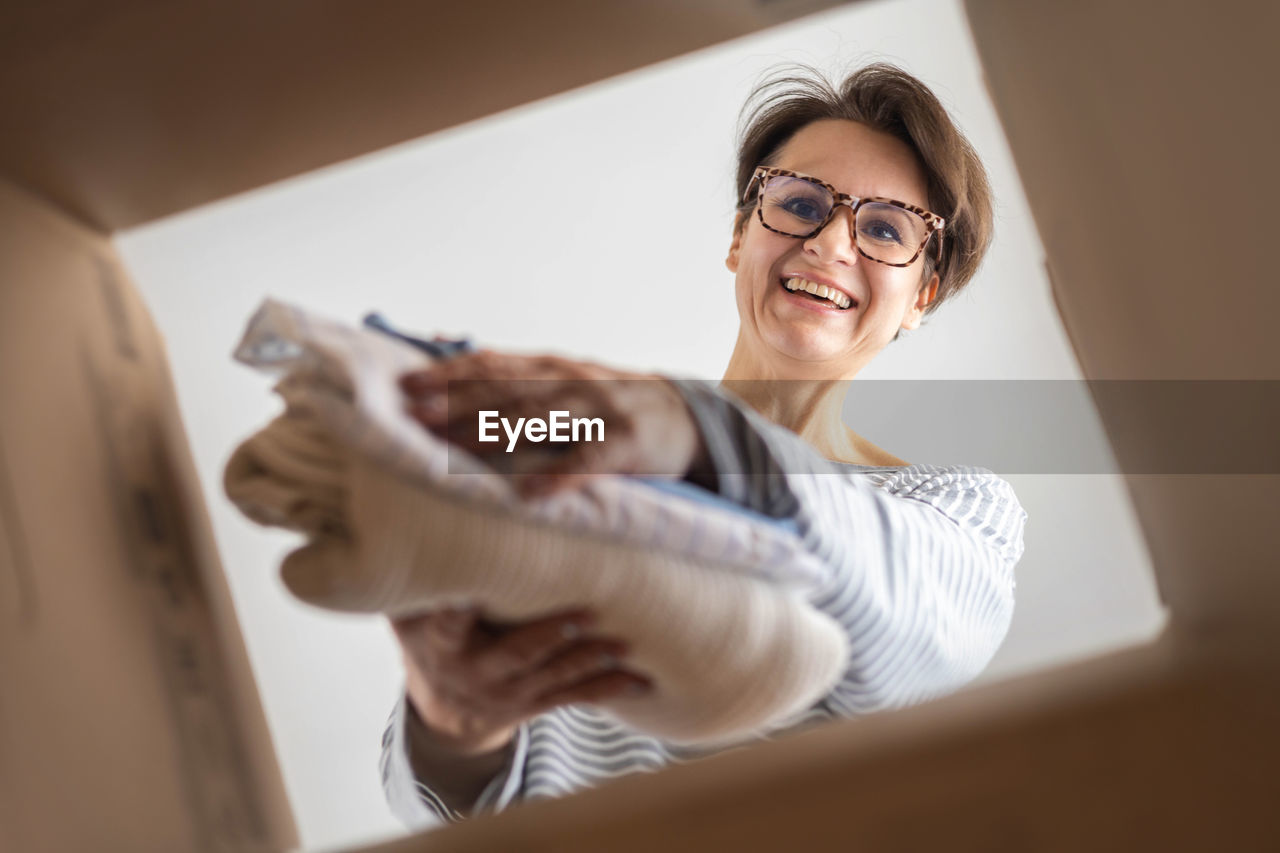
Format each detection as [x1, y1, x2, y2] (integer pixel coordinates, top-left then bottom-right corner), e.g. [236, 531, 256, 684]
[383, 63, 1026, 825]
[727, 119, 942, 383]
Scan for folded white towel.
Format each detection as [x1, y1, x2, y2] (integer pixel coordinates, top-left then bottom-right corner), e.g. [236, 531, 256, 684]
[224, 300, 848, 744]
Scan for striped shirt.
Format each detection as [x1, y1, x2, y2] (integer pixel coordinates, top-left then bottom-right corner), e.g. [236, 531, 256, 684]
[381, 380, 1026, 826]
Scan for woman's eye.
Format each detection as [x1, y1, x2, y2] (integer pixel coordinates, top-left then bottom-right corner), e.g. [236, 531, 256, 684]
[779, 197, 826, 222]
[860, 220, 904, 244]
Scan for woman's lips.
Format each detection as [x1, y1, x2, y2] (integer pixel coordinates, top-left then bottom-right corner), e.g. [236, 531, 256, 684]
[781, 273, 856, 308]
[777, 277, 856, 313]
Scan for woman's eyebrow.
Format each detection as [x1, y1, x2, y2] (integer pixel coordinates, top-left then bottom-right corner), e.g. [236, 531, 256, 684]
[791, 169, 925, 206]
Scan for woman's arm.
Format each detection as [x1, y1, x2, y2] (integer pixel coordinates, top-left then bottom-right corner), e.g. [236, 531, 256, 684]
[671, 379, 1025, 711]
[386, 358, 1025, 823]
[380, 607, 648, 827]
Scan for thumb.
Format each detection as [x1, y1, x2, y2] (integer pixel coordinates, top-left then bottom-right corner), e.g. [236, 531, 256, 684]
[424, 606, 480, 653]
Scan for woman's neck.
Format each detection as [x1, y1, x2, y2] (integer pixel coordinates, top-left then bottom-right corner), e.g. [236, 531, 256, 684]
[719, 339, 905, 467]
[719, 374, 841, 434]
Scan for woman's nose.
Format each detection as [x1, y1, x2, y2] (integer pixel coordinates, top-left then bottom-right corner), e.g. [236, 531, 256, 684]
[802, 206, 858, 265]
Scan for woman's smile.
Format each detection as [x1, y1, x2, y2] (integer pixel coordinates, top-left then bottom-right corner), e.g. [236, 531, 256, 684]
[778, 275, 856, 311]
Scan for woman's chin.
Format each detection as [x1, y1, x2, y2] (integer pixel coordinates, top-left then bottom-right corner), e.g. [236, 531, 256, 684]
[760, 330, 858, 372]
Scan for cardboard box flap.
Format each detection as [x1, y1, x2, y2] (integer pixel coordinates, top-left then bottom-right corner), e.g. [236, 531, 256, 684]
[0, 0, 845, 233]
[964, 0, 1280, 641]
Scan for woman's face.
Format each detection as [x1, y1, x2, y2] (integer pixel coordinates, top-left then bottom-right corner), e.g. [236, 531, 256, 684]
[727, 119, 939, 378]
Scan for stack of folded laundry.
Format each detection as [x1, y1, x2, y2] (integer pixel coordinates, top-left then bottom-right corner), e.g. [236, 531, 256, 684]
[224, 299, 848, 744]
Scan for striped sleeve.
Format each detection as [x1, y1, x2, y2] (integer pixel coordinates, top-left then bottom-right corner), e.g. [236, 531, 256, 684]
[672, 379, 1025, 710]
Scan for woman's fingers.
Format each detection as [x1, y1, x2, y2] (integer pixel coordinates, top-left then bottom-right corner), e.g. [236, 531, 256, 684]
[437, 389, 594, 452]
[514, 382, 697, 495]
[465, 609, 595, 684]
[400, 353, 704, 487]
[391, 606, 478, 654]
[505, 640, 631, 703]
[406, 379, 570, 437]
[530, 670, 653, 714]
[400, 352, 608, 432]
[401, 351, 594, 398]
[516, 436, 621, 497]
[429, 607, 480, 652]
[392, 606, 652, 750]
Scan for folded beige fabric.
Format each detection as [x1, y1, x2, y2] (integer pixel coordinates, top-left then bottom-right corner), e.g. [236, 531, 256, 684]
[224, 300, 848, 744]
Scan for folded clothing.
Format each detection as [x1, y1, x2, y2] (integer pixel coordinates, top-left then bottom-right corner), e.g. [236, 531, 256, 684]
[224, 299, 848, 744]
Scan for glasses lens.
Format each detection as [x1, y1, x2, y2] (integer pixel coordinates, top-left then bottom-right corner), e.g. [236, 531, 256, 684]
[855, 202, 929, 265]
[759, 176, 834, 236]
[758, 177, 933, 265]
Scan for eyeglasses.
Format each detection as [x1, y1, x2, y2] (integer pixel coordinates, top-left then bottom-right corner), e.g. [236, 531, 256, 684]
[743, 167, 946, 267]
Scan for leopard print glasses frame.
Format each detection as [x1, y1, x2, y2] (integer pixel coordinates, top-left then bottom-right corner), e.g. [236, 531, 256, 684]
[744, 166, 946, 268]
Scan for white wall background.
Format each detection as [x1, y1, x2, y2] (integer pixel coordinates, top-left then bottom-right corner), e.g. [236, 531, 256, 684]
[116, 1, 1166, 850]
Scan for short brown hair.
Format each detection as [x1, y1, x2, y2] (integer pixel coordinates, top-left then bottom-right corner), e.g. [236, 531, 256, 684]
[735, 63, 993, 315]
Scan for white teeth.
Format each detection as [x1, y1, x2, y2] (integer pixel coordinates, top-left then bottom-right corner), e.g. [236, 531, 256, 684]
[784, 277, 852, 309]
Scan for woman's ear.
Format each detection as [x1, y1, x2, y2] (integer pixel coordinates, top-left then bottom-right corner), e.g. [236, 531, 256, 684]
[726, 214, 745, 273]
[900, 274, 939, 331]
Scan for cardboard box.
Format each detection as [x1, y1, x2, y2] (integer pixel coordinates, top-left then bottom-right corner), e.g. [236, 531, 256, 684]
[3, 0, 1277, 850]
[0, 177, 296, 852]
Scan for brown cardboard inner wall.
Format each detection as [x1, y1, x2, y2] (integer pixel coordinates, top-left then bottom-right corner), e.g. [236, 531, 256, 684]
[964, 0, 1280, 643]
[359, 643, 1280, 852]
[0, 178, 296, 852]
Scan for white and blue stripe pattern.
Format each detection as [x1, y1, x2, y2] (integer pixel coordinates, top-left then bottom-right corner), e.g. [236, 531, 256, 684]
[382, 379, 1026, 827]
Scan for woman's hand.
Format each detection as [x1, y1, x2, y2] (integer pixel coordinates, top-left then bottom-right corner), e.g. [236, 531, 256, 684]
[399, 351, 709, 496]
[392, 607, 650, 756]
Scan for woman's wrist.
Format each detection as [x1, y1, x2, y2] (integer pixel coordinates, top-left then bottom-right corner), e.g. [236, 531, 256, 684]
[403, 695, 517, 813]
[405, 675, 516, 757]
[683, 433, 716, 490]
[405, 696, 515, 758]
[666, 379, 721, 491]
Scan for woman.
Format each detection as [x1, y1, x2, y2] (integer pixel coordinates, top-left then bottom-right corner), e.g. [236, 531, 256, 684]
[382, 64, 1025, 824]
